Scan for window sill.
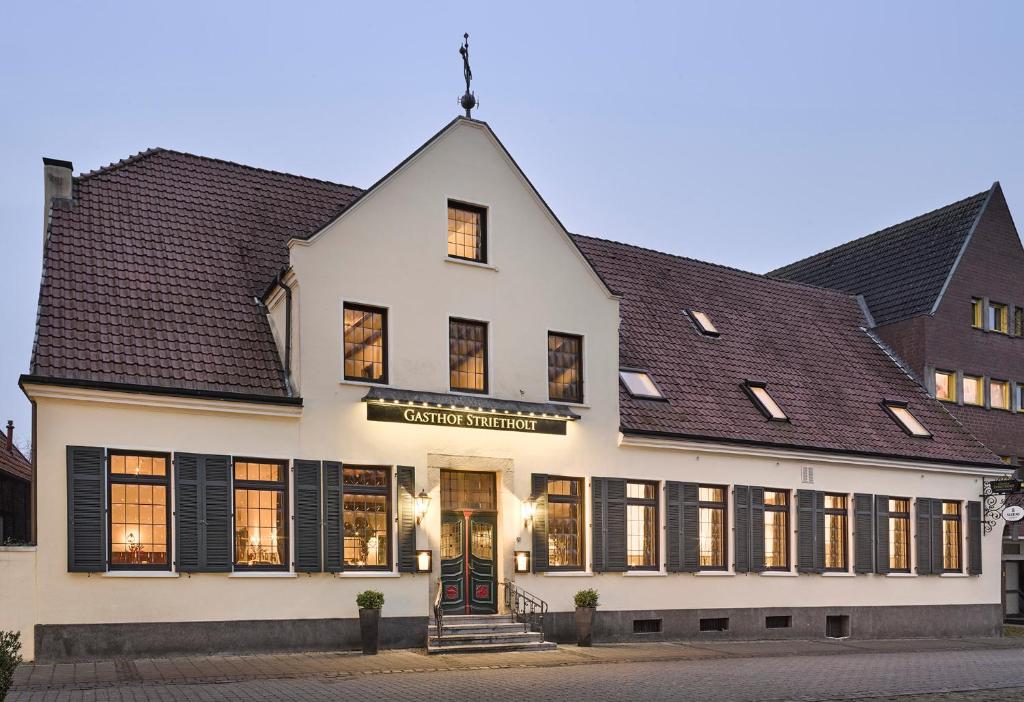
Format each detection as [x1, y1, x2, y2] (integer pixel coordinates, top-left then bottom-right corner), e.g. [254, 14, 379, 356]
[758, 571, 797, 577]
[103, 571, 179, 578]
[623, 571, 667, 577]
[339, 378, 391, 390]
[694, 571, 734, 577]
[229, 572, 297, 578]
[445, 257, 498, 272]
[940, 572, 969, 578]
[335, 571, 401, 578]
[821, 572, 856, 577]
[541, 571, 592, 577]
[886, 572, 917, 577]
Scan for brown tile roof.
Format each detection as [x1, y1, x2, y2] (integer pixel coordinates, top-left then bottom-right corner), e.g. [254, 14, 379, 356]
[0, 425, 31, 481]
[572, 234, 1001, 467]
[769, 188, 993, 326]
[32, 149, 362, 398]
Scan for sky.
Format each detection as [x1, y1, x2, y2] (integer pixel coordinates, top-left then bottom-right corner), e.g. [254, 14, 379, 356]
[1, 0, 1023, 443]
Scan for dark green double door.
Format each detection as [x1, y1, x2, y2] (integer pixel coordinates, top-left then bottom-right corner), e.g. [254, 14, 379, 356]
[440, 471, 497, 614]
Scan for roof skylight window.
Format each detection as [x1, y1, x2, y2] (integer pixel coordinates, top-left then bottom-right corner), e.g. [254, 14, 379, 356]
[619, 370, 665, 399]
[744, 381, 788, 421]
[686, 310, 719, 337]
[883, 401, 932, 438]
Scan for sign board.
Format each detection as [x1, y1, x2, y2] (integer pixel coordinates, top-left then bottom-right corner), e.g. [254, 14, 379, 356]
[1004, 505, 1024, 523]
[989, 479, 1021, 495]
[366, 402, 568, 435]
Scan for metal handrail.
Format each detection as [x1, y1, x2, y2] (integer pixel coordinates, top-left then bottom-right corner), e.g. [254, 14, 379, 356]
[433, 578, 444, 638]
[501, 580, 548, 640]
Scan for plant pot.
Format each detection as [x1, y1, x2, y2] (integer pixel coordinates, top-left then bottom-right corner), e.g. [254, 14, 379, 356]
[359, 607, 381, 655]
[575, 606, 595, 647]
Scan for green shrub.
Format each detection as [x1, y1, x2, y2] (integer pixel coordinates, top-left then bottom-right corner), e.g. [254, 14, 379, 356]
[356, 590, 384, 610]
[573, 588, 599, 609]
[0, 630, 23, 700]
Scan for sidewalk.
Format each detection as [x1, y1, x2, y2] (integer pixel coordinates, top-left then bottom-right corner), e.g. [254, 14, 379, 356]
[13, 636, 1024, 693]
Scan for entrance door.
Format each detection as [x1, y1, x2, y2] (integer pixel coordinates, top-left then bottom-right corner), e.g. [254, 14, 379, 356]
[1006, 561, 1021, 616]
[439, 470, 498, 614]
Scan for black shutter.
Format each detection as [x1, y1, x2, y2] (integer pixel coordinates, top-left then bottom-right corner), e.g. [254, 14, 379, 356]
[681, 482, 700, 572]
[870, 495, 888, 574]
[930, 499, 945, 574]
[797, 489, 816, 573]
[853, 493, 874, 574]
[396, 466, 417, 573]
[734, 485, 750, 573]
[916, 497, 933, 575]
[531, 474, 549, 572]
[967, 500, 982, 575]
[591, 478, 606, 572]
[665, 482, 682, 572]
[750, 486, 766, 572]
[174, 453, 232, 573]
[323, 461, 344, 573]
[813, 492, 825, 572]
[592, 477, 627, 572]
[67, 446, 106, 572]
[293, 460, 322, 573]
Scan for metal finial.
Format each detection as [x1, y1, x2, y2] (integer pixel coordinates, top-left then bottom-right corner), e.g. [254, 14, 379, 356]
[459, 32, 477, 118]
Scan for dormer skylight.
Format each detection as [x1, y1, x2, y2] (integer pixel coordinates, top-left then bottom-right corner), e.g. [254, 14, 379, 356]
[619, 369, 665, 399]
[744, 381, 788, 421]
[686, 310, 719, 337]
[883, 401, 932, 438]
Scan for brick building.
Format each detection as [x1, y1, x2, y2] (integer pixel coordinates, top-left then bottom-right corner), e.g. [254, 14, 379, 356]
[0, 420, 32, 543]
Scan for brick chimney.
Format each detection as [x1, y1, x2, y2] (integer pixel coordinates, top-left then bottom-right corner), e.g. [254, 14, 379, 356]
[5, 420, 12, 452]
[43, 157, 73, 244]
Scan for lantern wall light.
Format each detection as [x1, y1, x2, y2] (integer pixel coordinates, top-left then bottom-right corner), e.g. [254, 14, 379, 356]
[415, 489, 431, 524]
[521, 498, 536, 528]
[514, 550, 531, 574]
[415, 549, 433, 573]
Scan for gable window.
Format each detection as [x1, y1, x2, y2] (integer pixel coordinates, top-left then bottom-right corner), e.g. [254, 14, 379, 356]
[548, 332, 583, 403]
[109, 452, 170, 570]
[883, 401, 932, 438]
[547, 477, 583, 569]
[343, 303, 387, 383]
[989, 302, 1009, 333]
[626, 481, 658, 569]
[447, 201, 486, 263]
[888, 498, 911, 572]
[963, 375, 983, 406]
[934, 370, 956, 402]
[699, 485, 727, 570]
[764, 490, 789, 570]
[824, 494, 848, 571]
[449, 318, 488, 393]
[971, 298, 983, 329]
[941, 501, 962, 572]
[619, 369, 664, 399]
[686, 310, 719, 337]
[744, 382, 788, 421]
[343, 466, 391, 570]
[234, 459, 288, 570]
[991, 380, 1011, 410]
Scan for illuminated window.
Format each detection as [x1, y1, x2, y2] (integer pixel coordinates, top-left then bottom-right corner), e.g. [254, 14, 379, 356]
[698, 485, 727, 570]
[548, 332, 583, 403]
[343, 466, 391, 570]
[888, 498, 910, 572]
[745, 382, 788, 421]
[547, 477, 583, 569]
[687, 310, 719, 337]
[963, 375, 983, 406]
[343, 303, 387, 383]
[991, 380, 1011, 410]
[941, 501, 962, 572]
[234, 460, 288, 570]
[764, 490, 789, 570]
[824, 494, 847, 571]
[449, 318, 487, 393]
[934, 370, 956, 402]
[441, 470, 496, 511]
[619, 370, 664, 399]
[971, 298, 983, 329]
[1001, 456, 1014, 465]
[109, 452, 169, 569]
[884, 402, 932, 438]
[447, 201, 486, 262]
[626, 481, 658, 569]
[989, 302, 1009, 333]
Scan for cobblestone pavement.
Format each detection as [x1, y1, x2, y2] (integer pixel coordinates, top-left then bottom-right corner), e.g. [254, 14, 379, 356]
[10, 639, 1024, 701]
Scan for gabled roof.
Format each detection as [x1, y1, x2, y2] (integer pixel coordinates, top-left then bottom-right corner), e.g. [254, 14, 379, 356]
[31, 148, 362, 399]
[572, 234, 1000, 467]
[770, 186, 994, 326]
[0, 428, 31, 482]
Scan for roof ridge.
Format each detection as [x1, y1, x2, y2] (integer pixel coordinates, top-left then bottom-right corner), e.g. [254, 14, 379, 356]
[79, 147, 365, 192]
[770, 186, 993, 277]
[571, 232, 858, 301]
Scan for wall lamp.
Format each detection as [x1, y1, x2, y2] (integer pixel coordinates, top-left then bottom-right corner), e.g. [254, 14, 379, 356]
[521, 498, 536, 528]
[415, 489, 431, 525]
[514, 550, 531, 574]
[415, 549, 433, 573]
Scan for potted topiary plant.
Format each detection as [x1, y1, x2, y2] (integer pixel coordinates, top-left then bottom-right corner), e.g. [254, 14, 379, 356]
[573, 588, 599, 647]
[356, 590, 384, 655]
[0, 630, 23, 701]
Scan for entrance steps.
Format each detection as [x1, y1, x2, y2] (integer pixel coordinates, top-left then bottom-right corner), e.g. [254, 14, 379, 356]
[427, 613, 556, 654]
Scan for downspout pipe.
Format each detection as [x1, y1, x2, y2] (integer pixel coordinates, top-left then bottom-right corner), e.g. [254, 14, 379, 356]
[265, 270, 294, 395]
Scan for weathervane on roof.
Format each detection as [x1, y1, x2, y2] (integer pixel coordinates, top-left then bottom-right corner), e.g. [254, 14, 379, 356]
[459, 33, 477, 118]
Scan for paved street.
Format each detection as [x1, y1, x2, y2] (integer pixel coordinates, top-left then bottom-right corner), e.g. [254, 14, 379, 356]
[10, 638, 1024, 701]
